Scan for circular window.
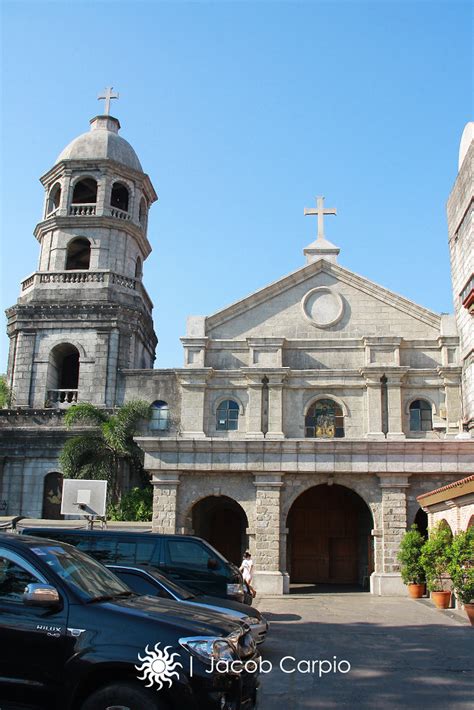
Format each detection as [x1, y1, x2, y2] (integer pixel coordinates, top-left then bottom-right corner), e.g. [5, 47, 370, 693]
[302, 287, 344, 328]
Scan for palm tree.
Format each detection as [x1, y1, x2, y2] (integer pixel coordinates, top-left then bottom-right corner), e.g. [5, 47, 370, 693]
[59, 400, 152, 502]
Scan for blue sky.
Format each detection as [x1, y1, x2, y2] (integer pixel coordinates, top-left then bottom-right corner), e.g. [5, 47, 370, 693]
[1, 0, 472, 372]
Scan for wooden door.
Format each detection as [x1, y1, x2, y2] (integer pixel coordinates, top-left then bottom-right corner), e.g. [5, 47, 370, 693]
[209, 508, 243, 566]
[289, 485, 362, 584]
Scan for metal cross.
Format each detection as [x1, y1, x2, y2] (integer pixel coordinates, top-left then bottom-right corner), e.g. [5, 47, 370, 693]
[97, 87, 119, 115]
[304, 196, 337, 240]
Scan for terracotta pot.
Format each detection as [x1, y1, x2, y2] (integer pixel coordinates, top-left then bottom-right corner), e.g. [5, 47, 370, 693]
[431, 590, 451, 609]
[463, 603, 474, 626]
[408, 583, 425, 599]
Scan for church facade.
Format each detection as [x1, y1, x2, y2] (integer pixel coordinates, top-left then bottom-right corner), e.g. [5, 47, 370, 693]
[1, 102, 473, 596]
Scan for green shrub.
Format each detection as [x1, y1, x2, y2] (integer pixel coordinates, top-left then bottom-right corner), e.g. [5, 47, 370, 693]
[397, 524, 425, 585]
[448, 527, 474, 604]
[420, 522, 453, 592]
[108, 486, 153, 522]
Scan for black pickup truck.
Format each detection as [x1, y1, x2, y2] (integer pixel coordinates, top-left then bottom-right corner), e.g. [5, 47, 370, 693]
[0, 533, 259, 710]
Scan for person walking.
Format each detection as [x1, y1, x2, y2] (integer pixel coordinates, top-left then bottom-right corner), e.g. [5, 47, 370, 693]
[239, 549, 256, 598]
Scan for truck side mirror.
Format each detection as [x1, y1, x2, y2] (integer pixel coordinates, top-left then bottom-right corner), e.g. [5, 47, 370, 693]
[23, 583, 60, 607]
[207, 558, 219, 570]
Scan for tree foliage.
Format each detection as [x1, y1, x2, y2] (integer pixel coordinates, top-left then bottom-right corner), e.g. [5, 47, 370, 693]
[397, 524, 425, 585]
[0, 375, 11, 408]
[60, 400, 151, 503]
[420, 522, 453, 592]
[448, 527, 474, 604]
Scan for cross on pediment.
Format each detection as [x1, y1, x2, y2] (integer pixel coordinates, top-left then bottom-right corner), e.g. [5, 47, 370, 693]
[304, 196, 337, 240]
[97, 87, 119, 115]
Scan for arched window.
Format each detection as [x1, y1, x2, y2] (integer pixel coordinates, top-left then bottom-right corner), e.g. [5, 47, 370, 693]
[72, 178, 97, 204]
[47, 182, 61, 214]
[409, 400, 432, 431]
[110, 182, 129, 212]
[135, 256, 142, 278]
[139, 197, 148, 229]
[42, 472, 63, 519]
[150, 400, 170, 431]
[216, 400, 239, 431]
[468, 515, 474, 529]
[66, 238, 91, 270]
[305, 399, 344, 438]
[46, 343, 80, 406]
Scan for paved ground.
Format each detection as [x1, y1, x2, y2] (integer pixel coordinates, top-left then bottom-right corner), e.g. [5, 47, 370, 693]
[254, 593, 473, 710]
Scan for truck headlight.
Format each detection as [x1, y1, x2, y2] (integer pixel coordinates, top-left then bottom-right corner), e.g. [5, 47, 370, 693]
[179, 636, 237, 665]
[227, 583, 243, 596]
[242, 616, 260, 627]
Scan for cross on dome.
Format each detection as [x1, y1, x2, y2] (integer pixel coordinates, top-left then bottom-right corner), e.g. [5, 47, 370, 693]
[97, 87, 119, 115]
[304, 196, 337, 240]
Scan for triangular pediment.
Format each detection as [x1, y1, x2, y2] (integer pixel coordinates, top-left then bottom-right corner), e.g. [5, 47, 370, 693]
[204, 258, 441, 340]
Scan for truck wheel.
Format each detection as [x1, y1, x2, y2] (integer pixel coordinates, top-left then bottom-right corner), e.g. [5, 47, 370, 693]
[81, 681, 168, 710]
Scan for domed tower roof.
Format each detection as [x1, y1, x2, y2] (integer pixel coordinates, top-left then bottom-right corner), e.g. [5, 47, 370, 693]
[55, 114, 143, 172]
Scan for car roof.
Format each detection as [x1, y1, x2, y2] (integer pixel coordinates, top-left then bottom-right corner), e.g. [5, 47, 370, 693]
[20, 528, 203, 541]
[0, 532, 76, 548]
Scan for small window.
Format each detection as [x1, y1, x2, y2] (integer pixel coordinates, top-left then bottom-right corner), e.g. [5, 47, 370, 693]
[135, 256, 142, 278]
[150, 401, 170, 431]
[72, 178, 97, 204]
[110, 182, 129, 212]
[139, 197, 148, 229]
[216, 399, 239, 431]
[409, 400, 433, 432]
[66, 238, 91, 270]
[47, 182, 61, 214]
[305, 399, 344, 438]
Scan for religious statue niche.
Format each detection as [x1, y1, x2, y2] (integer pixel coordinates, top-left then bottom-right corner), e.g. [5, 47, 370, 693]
[305, 399, 344, 438]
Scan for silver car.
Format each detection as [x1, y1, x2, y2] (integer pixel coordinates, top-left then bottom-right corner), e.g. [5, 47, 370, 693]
[108, 563, 269, 644]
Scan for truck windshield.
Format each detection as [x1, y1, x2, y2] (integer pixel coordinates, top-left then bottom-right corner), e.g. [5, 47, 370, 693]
[30, 543, 133, 602]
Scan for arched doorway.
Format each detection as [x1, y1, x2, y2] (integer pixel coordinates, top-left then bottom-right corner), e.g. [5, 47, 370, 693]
[42, 472, 63, 519]
[287, 484, 374, 587]
[192, 496, 248, 566]
[414, 507, 428, 538]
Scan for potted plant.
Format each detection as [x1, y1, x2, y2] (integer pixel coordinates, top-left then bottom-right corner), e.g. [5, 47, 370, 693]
[448, 527, 474, 625]
[420, 522, 453, 609]
[397, 524, 426, 598]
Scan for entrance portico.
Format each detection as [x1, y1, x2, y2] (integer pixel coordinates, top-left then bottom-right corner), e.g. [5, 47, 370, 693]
[136, 436, 473, 596]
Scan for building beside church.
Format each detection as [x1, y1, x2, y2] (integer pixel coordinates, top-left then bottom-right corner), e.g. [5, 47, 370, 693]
[1, 100, 473, 596]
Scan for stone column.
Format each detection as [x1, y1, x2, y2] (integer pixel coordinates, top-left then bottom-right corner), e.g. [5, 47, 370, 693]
[252, 473, 288, 593]
[386, 371, 408, 440]
[90, 330, 111, 406]
[266, 372, 288, 439]
[371, 474, 410, 596]
[177, 370, 211, 438]
[438, 367, 463, 436]
[244, 373, 264, 439]
[361, 369, 385, 439]
[11, 332, 36, 407]
[151, 471, 180, 534]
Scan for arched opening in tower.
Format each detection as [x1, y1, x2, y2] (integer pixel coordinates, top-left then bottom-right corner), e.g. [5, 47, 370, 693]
[66, 238, 91, 270]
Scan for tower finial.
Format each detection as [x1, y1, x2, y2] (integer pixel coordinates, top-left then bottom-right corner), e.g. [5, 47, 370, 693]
[97, 87, 119, 115]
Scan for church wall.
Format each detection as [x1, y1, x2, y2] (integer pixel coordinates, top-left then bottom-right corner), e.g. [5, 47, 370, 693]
[447, 141, 473, 429]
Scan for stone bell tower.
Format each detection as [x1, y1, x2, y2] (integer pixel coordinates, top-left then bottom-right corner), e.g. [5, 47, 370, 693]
[5, 89, 158, 409]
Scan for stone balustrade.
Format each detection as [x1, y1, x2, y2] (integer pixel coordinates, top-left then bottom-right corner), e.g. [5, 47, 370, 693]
[109, 207, 131, 220]
[20, 270, 153, 313]
[69, 204, 96, 216]
[46, 389, 78, 407]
